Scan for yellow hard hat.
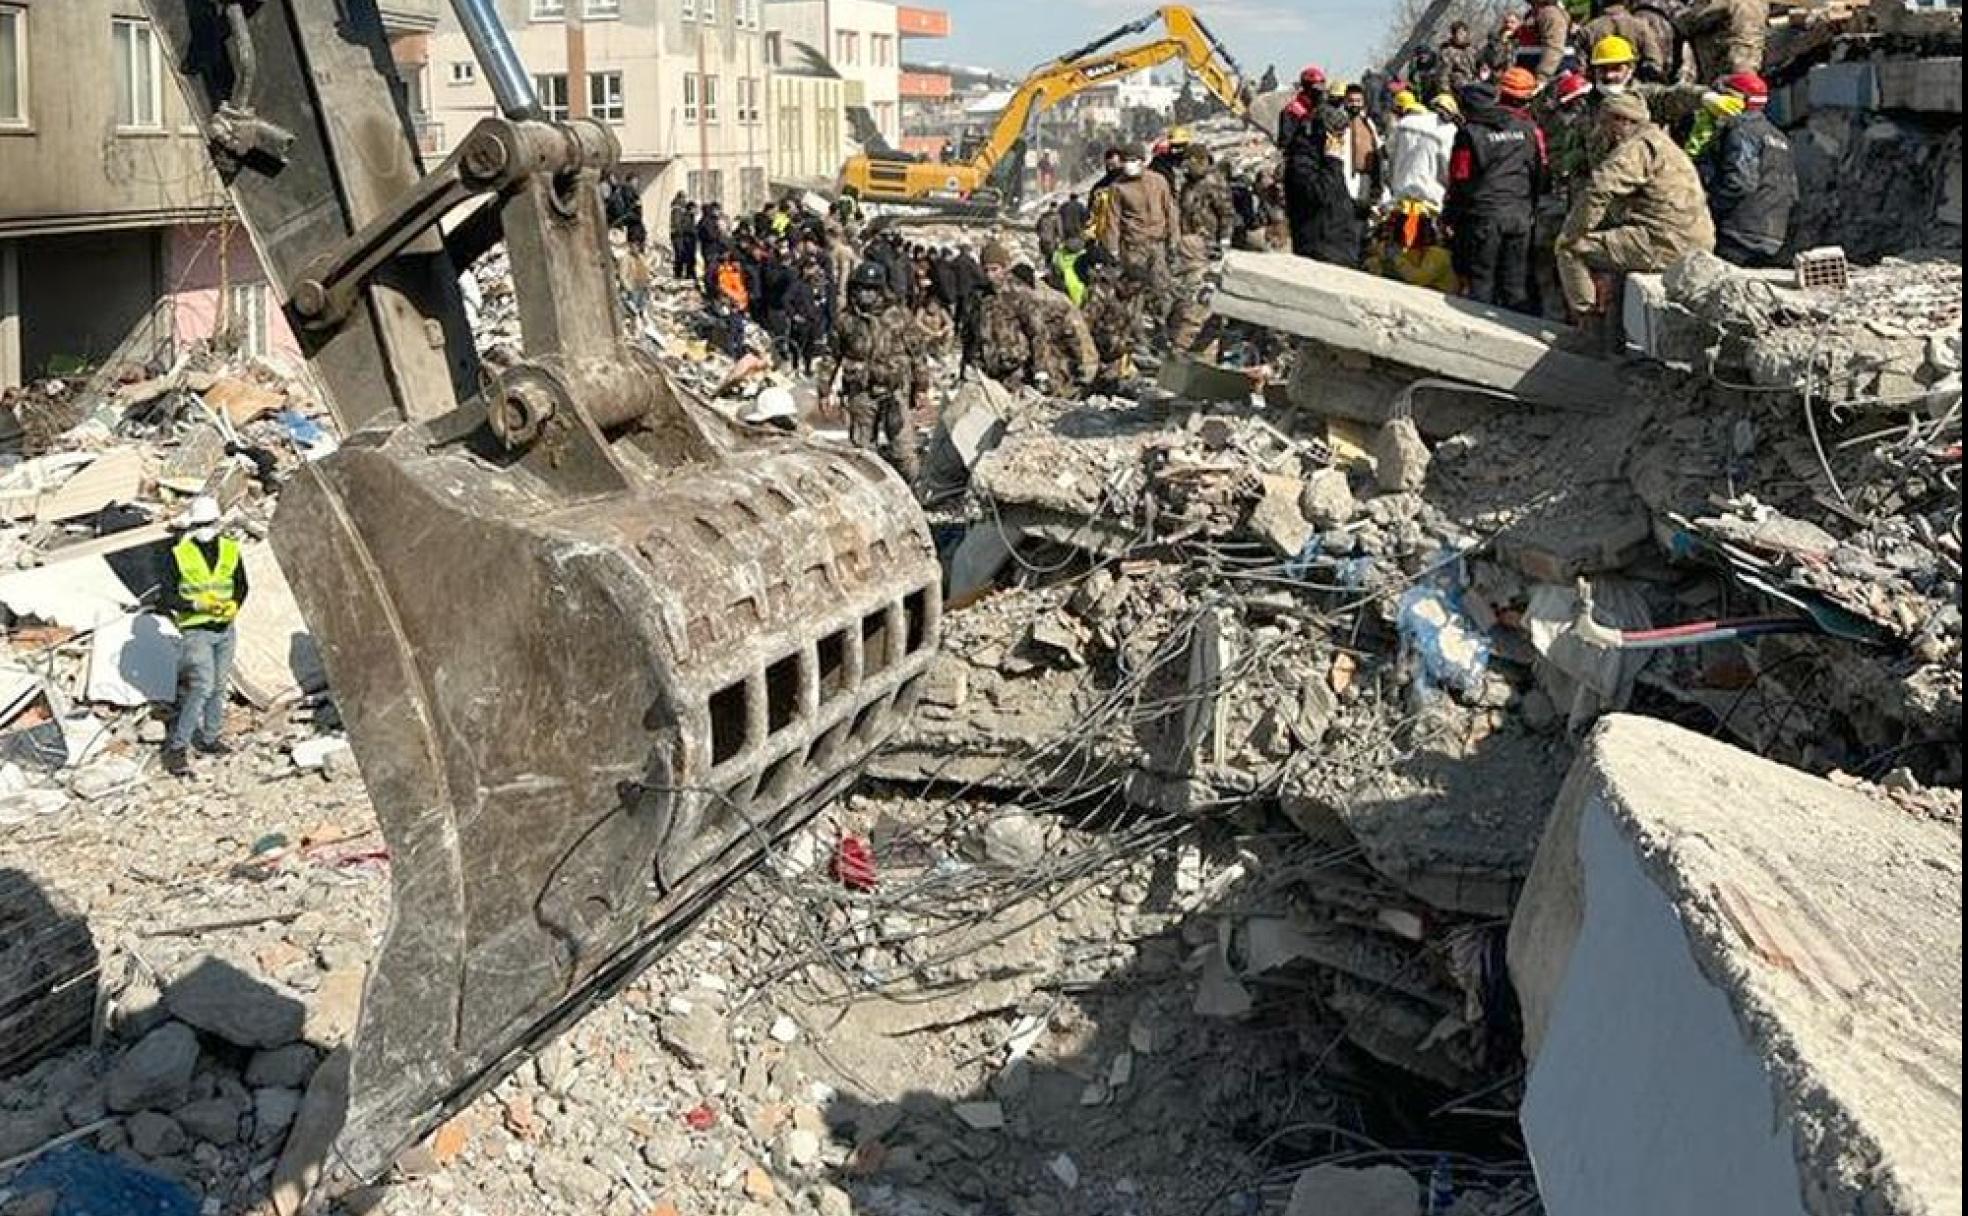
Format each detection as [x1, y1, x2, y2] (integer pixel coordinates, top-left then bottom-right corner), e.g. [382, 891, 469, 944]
[1590, 35, 1639, 67]
[1168, 125, 1193, 144]
[1394, 89, 1424, 113]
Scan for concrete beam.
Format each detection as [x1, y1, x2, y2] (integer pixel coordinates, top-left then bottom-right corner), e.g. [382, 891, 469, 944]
[1877, 58, 1963, 115]
[1212, 252, 1630, 413]
[1511, 715, 1962, 1216]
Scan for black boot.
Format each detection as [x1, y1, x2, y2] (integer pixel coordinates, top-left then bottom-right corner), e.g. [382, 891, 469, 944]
[163, 748, 191, 777]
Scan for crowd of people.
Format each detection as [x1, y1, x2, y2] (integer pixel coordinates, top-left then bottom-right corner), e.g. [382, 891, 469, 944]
[624, 0, 1798, 490]
[1273, 0, 1795, 329]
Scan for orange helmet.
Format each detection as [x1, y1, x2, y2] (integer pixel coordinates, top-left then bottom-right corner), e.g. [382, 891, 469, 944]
[1498, 67, 1539, 101]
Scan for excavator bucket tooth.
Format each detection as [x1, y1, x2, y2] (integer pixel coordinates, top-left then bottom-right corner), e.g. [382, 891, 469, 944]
[274, 416, 939, 1180]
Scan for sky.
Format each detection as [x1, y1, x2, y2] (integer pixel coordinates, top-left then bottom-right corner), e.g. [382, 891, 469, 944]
[922, 0, 1393, 85]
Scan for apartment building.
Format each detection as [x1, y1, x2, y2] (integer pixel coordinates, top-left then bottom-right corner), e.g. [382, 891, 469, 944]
[0, 1, 439, 388]
[427, 0, 773, 220]
[765, 38, 846, 187]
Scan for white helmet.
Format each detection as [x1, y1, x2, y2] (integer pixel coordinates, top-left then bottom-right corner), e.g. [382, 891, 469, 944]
[186, 495, 223, 527]
[739, 386, 799, 425]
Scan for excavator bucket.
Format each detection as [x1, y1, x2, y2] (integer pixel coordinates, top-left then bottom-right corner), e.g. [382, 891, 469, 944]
[141, 0, 939, 1183]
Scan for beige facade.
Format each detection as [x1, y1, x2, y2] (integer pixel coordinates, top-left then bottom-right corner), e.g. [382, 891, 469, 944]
[764, 0, 901, 146]
[427, 0, 772, 220]
[767, 40, 846, 186]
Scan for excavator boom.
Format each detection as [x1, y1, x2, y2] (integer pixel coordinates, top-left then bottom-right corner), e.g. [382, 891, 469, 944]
[838, 5, 1259, 210]
[142, 0, 939, 1187]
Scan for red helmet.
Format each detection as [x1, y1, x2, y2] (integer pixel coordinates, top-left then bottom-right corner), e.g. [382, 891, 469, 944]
[1299, 65, 1327, 90]
[1720, 71, 1770, 107]
[1553, 71, 1594, 105]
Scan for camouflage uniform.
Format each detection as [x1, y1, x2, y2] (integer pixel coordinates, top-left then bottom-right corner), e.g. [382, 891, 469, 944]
[825, 303, 927, 484]
[1557, 120, 1716, 314]
[1171, 165, 1238, 350]
[1081, 277, 1143, 383]
[1020, 285, 1100, 394]
[972, 286, 1048, 390]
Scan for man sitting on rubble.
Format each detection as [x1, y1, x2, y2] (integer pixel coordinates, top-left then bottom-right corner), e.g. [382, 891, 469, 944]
[160, 496, 249, 777]
[1556, 91, 1715, 330]
[1013, 263, 1100, 396]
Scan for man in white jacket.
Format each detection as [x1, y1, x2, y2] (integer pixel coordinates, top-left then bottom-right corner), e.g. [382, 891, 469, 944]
[1383, 91, 1457, 212]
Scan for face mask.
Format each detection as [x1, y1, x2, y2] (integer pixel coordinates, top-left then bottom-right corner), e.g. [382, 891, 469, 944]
[193, 526, 220, 544]
[1123, 160, 1144, 178]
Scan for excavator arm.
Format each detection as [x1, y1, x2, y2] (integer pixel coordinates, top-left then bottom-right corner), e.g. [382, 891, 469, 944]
[140, 0, 939, 1189]
[839, 5, 1258, 209]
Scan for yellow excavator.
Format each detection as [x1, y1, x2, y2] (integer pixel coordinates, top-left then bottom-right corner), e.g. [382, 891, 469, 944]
[839, 5, 1257, 211]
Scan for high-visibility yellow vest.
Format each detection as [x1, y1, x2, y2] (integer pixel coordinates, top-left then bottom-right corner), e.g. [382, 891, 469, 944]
[172, 536, 242, 628]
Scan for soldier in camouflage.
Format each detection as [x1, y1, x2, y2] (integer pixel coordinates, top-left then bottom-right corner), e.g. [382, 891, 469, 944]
[1078, 244, 1144, 387]
[820, 261, 928, 486]
[1170, 147, 1238, 351]
[1012, 264, 1099, 396]
[970, 241, 1049, 391]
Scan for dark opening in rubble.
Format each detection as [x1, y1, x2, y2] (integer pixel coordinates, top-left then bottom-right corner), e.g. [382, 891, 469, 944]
[708, 680, 748, 766]
[765, 653, 801, 735]
[862, 609, 893, 675]
[904, 589, 932, 657]
[817, 630, 850, 703]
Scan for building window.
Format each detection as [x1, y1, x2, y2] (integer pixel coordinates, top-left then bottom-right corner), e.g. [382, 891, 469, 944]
[587, 0, 621, 15]
[764, 32, 782, 67]
[0, 6, 25, 128]
[682, 0, 696, 18]
[701, 0, 718, 22]
[225, 281, 270, 360]
[683, 73, 698, 121]
[702, 74, 719, 122]
[737, 77, 760, 125]
[533, 0, 566, 17]
[872, 35, 892, 67]
[686, 169, 723, 206]
[114, 19, 165, 131]
[534, 73, 569, 120]
[449, 60, 477, 86]
[835, 31, 857, 66]
[589, 71, 623, 122]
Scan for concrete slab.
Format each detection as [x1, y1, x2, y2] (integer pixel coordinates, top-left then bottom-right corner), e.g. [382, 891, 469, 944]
[1510, 715, 1962, 1216]
[1213, 252, 1629, 413]
[1807, 62, 1882, 112]
[1877, 58, 1963, 114]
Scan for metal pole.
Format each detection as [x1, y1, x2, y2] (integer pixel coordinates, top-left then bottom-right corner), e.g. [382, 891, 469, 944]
[451, 0, 542, 120]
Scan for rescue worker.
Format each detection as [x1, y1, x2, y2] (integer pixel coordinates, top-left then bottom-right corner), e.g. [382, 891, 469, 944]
[1012, 265, 1100, 395]
[971, 241, 1049, 390]
[1280, 68, 1360, 264]
[1037, 202, 1066, 264]
[1098, 145, 1181, 340]
[1170, 145, 1237, 351]
[1446, 72, 1546, 313]
[1150, 126, 1193, 185]
[1587, 34, 1643, 98]
[821, 261, 928, 486]
[1078, 245, 1144, 387]
[1526, 0, 1575, 80]
[1536, 71, 1599, 315]
[669, 194, 699, 280]
[696, 203, 728, 297]
[1051, 235, 1090, 307]
[160, 495, 248, 776]
[1438, 22, 1483, 93]
[1695, 72, 1797, 266]
[1676, 0, 1767, 80]
[1385, 89, 1456, 211]
[1340, 84, 1383, 219]
[1585, 0, 1672, 81]
[1556, 91, 1715, 323]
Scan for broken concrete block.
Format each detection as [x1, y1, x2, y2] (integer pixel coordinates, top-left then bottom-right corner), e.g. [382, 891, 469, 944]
[929, 378, 1011, 483]
[1511, 716, 1962, 1216]
[1372, 418, 1430, 494]
[920, 655, 969, 710]
[1299, 468, 1357, 528]
[1285, 1163, 1421, 1216]
[107, 1022, 200, 1113]
[84, 614, 183, 708]
[1807, 61, 1881, 111]
[945, 523, 1015, 607]
[1213, 252, 1628, 413]
[0, 556, 139, 632]
[35, 449, 146, 523]
[1876, 57, 1962, 114]
[164, 957, 307, 1050]
[1246, 474, 1313, 559]
[231, 544, 327, 710]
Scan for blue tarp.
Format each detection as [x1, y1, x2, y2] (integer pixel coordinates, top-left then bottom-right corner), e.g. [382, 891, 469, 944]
[7, 1145, 198, 1216]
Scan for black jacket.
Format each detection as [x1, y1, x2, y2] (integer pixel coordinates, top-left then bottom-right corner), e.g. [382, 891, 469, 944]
[1446, 93, 1545, 227]
[1706, 111, 1798, 257]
